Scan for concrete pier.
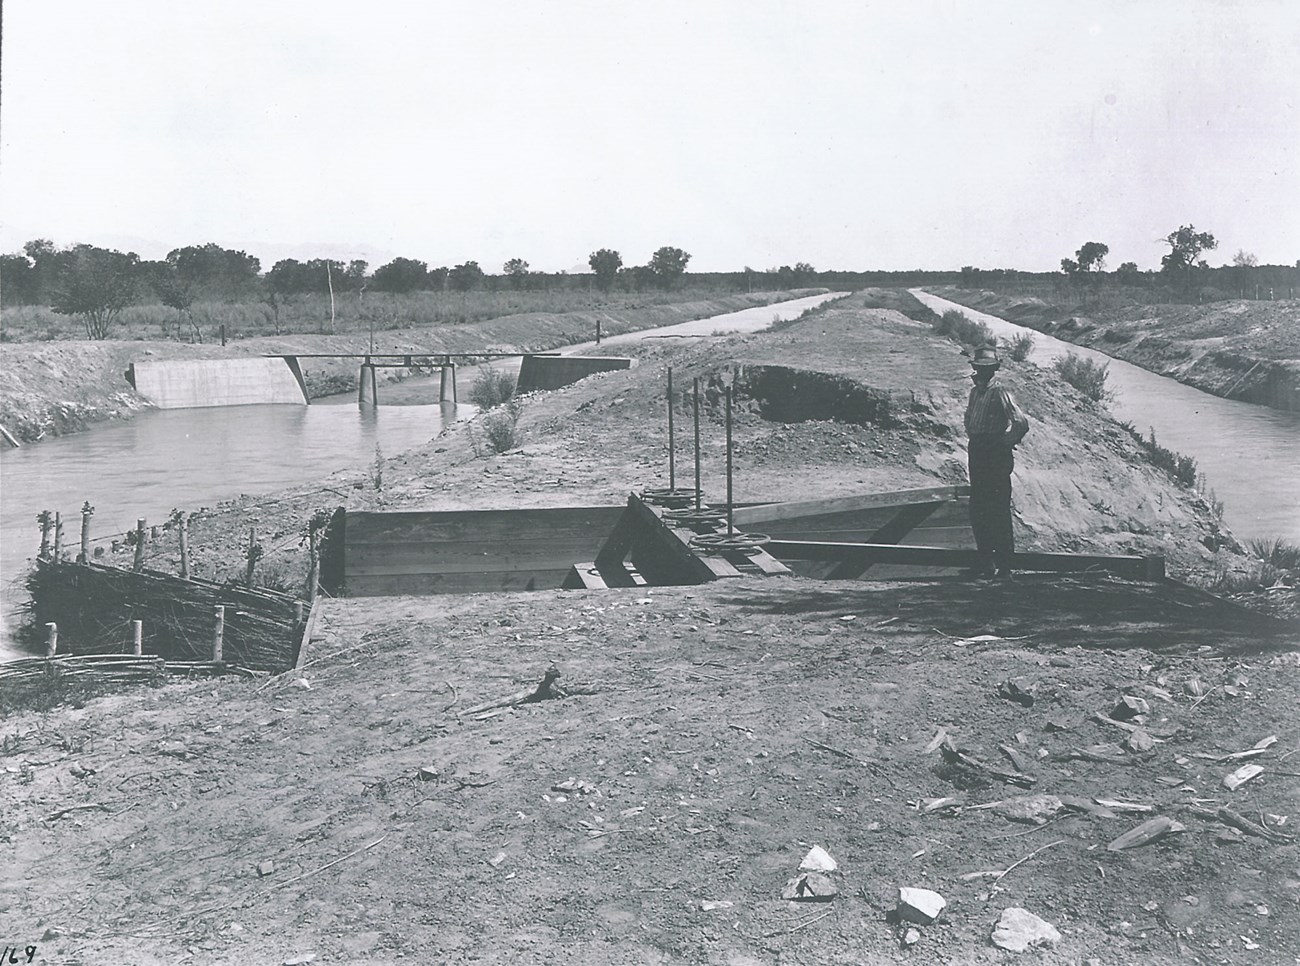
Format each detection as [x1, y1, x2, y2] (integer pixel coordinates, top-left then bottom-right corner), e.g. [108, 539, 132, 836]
[439, 364, 457, 404]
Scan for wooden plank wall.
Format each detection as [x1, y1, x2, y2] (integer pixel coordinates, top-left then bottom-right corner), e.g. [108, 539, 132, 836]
[342, 507, 626, 596]
[753, 499, 972, 579]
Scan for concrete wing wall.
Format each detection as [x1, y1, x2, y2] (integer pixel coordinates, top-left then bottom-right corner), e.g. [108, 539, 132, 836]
[130, 358, 309, 409]
[341, 506, 625, 596]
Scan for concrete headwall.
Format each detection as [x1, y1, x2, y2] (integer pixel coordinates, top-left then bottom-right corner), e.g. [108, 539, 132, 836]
[516, 354, 632, 393]
[129, 358, 309, 409]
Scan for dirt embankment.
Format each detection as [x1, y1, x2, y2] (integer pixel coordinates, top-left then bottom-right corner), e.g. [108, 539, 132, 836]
[0, 291, 814, 443]
[932, 288, 1300, 413]
[6, 294, 1299, 964]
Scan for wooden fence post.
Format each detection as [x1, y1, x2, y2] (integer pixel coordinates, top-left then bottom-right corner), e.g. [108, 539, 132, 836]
[132, 619, 143, 656]
[244, 527, 260, 587]
[79, 502, 94, 564]
[307, 526, 321, 604]
[133, 518, 146, 573]
[178, 512, 191, 579]
[45, 622, 58, 657]
[38, 511, 52, 560]
[53, 512, 64, 563]
[211, 606, 225, 664]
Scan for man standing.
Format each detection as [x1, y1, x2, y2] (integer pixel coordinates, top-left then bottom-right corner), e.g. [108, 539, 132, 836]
[964, 344, 1029, 577]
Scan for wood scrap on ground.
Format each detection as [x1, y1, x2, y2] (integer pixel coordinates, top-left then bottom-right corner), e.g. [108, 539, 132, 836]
[458, 665, 567, 717]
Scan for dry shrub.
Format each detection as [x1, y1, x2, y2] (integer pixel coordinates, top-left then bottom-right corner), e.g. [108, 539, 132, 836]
[1053, 352, 1114, 404]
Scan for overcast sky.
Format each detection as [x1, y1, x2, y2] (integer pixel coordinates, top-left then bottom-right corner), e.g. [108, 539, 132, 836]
[1, 1, 1297, 273]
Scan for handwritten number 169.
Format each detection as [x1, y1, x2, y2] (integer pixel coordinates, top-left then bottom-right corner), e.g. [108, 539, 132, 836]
[2, 948, 37, 964]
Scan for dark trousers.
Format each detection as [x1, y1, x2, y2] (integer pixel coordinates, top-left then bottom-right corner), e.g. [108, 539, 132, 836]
[968, 436, 1015, 563]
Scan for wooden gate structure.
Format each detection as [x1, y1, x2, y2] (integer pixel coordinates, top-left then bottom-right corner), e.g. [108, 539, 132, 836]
[324, 485, 1163, 597]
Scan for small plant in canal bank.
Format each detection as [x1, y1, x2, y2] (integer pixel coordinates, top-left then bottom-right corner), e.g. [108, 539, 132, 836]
[1053, 352, 1114, 404]
[468, 368, 517, 409]
[371, 443, 384, 490]
[1004, 331, 1035, 362]
[483, 398, 523, 453]
[1208, 537, 1299, 595]
[932, 309, 994, 348]
[1248, 537, 1300, 573]
[1122, 423, 1199, 488]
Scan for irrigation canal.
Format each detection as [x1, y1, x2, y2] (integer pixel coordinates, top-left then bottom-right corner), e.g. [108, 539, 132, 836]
[0, 293, 842, 654]
[913, 290, 1300, 547]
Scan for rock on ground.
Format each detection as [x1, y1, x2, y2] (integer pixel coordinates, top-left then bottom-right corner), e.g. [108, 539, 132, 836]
[992, 907, 1061, 952]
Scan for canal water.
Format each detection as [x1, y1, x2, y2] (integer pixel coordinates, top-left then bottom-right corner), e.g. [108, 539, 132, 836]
[0, 293, 844, 655]
[913, 290, 1300, 546]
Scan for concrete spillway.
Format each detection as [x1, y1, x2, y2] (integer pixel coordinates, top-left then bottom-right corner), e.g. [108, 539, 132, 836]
[129, 358, 309, 409]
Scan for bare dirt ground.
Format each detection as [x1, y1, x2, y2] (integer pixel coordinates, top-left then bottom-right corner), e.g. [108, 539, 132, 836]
[932, 288, 1300, 413]
[4, 293, 1298, 964]
[4, 581, 1298, 965]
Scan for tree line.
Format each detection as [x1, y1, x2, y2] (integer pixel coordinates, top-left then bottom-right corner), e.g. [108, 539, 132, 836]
[0, 240, 716, 305]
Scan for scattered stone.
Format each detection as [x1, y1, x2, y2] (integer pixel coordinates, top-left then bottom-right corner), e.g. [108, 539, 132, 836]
[290, 678, 312, 691]
[1143, 900, 1159, 912]
[991, 907, 1061, 952]
[902, 927, 921, 947]
[783, 872, 837, 902]
[1224, 764, 1265, 791]
[923, 727, 949, 754]
[999, 744, 1032, 773]
[897, 887, 946, 924]
[1107, 816, 1185, 851]
[923, 796, 960, 814]
[69, 763, 95, 778]
[799, 845, 838, 872]
[1111, 696, 1150, 721]
[282, 956, 317, 966]
[1125, 730, 1156, 753]
[256, 860, 275, 877]
[1044, 715, 1074, 732]
[41, 927, 61, 941]
[157, 740, 189, 758]
[552, 778, 598, 795]
[994, 794, 1063, 825]
[417, 766, 439, 782]
[997, 679, 1035, 708]
[700, 900, 734, 912]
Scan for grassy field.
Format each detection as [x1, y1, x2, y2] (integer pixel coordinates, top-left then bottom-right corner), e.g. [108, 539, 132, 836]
[0, 286, 779, 344]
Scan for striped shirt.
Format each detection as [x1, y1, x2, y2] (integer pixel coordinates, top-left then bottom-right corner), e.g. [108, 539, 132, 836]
[965, 378, 1029, 444]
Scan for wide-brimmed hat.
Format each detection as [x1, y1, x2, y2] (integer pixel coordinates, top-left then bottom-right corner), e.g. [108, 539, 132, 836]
[970, 344, 1001, 369]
